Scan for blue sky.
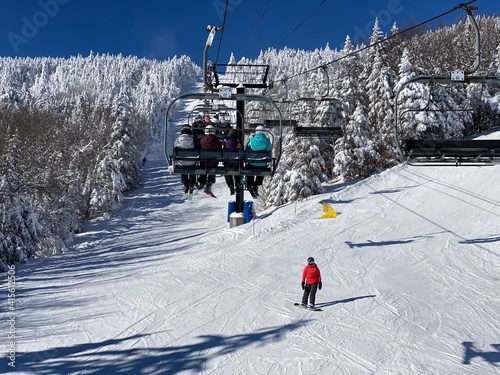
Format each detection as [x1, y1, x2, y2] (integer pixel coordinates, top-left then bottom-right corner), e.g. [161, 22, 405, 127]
[1, 0, 498, 66]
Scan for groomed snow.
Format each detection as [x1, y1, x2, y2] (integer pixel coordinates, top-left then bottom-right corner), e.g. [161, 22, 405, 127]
[2, 98, 500, 374]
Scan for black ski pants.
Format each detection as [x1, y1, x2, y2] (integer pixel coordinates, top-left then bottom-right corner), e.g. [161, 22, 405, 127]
[302, 283, 318, 306]
[181, 174, 196, 190]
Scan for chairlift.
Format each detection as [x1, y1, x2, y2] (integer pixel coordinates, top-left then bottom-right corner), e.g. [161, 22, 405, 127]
[165, 93, 283, 178]
[289, 96, 344, 139]
[272, 65, 344, 139]
[394, 4, 500, 165]
[164, 26, 284, 178]
[166, 25, 285, 228]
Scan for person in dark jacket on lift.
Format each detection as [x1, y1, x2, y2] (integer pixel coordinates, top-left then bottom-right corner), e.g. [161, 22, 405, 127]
[301, 257, 322, 309]
[224, 129, 242, 195]
[198, 125, 222, 193]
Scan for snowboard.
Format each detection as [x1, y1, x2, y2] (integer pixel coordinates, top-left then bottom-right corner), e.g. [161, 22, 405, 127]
[294, 303, 322, 311]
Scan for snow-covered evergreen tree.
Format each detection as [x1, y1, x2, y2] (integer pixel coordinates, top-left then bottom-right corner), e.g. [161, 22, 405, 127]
[394, 48, 428, 141]
[366, 48, 396, 168]
[488, 42, 500, 115]
[358, 17, 385, 106]
[337, 35, 363, 115]
[334, 104, 380, 179]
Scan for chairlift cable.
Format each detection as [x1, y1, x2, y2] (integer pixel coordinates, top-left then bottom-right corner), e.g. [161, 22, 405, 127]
[273, 0, 328, 50]
[269, 0, 478, 87]
[214, 0, 230, 66]
[238, 0, 275, 58]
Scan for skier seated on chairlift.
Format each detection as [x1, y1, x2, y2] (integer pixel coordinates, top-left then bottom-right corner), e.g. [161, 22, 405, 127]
[224, 129, 243, 195]
[245, 124, 272, 198]
[198, 125, 222, 193]
[174, 125, 198, 199]
[192, 115, 205, 137]
[211, 114, 220, 125]
[203, 114, 222, 130]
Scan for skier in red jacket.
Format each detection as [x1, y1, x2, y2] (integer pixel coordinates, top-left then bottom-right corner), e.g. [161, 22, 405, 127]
[301, 257, 322, 308]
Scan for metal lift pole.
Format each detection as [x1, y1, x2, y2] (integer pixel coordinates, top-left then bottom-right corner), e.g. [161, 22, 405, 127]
[235, 84, 245, 214]
[203, 25, 220, 92]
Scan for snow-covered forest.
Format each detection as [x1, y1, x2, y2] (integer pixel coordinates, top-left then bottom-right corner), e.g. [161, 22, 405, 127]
[1, 16, 499, 269]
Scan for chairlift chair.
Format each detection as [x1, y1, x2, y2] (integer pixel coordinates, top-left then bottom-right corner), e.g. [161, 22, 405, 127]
[394, 5, 500, 166]
[165, 92, 283, 177]
[290, 97, 344, 139]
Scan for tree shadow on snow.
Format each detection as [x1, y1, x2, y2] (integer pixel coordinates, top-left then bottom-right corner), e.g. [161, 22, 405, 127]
[462, 341, 500, 367]
[5, 322, 308, 375]
[316, 294, 376, 308]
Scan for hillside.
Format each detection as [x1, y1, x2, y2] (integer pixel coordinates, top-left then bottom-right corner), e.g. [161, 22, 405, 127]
[3, 149, 500, 374]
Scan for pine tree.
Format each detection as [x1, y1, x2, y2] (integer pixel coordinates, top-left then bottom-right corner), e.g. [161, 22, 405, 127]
[394, 48, 428, 141]
[266, 130, 326, 205]
[366, 49, 397, 168]
[0, 127, 41, 270]
[488, 42, 500, 115]
[337, 35, 363, 115]
[334, 104, 380, 179]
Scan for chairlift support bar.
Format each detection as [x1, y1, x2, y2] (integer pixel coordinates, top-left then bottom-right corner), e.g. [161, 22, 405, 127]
[203, 26, 270, 91]
[294, 126, 344, 138]
[459, 4, 481, 75]
[211, 64, 270, 89]
[266, 119, 343, 139]
[265, 119, 297, 127]
[170, 149, 276, 176]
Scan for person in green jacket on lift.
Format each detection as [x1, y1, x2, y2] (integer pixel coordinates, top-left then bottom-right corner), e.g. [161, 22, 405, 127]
[245, 125, 272, 198]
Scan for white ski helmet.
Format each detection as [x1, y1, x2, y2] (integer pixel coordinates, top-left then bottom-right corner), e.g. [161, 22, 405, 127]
[255, 125, 266, 133]
[205, 125, 216, 135]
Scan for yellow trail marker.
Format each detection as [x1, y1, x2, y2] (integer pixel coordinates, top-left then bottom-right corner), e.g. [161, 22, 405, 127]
[320, 202, 337, 218]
